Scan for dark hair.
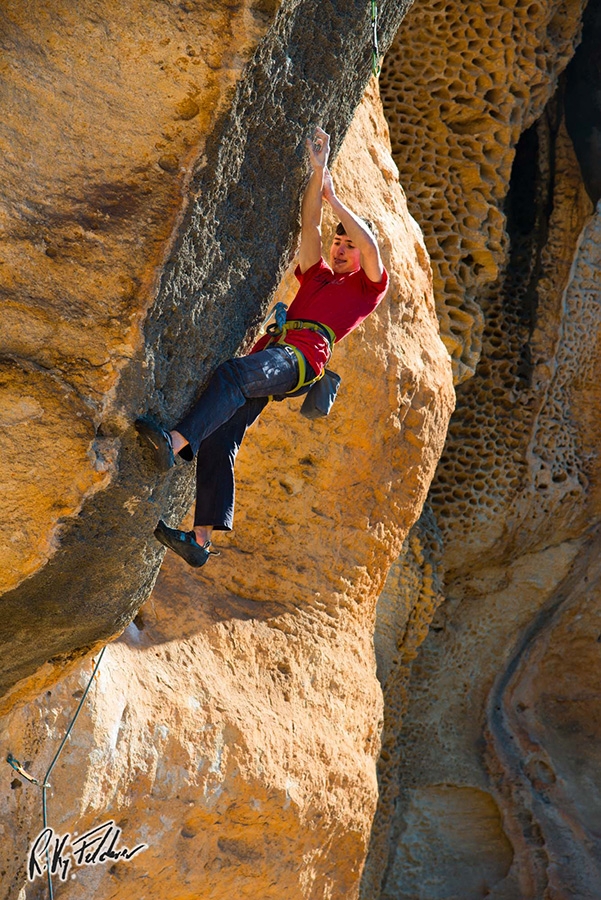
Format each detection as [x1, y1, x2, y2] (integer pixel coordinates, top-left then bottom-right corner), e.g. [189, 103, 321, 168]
[335, 218, 376, 237]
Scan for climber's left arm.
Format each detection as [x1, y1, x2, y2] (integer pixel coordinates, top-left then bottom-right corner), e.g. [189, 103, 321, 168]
[323, 167, 384, 283]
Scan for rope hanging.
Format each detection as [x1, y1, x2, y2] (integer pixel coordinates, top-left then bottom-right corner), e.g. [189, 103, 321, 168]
[371, 0, 381, 77]
[6, 645, 107, 899]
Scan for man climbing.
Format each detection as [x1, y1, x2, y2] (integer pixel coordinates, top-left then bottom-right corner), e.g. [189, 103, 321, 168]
[135, 126, 389, 567]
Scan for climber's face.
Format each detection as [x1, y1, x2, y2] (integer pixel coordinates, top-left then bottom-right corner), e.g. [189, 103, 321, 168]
[329, 233, 361, 274]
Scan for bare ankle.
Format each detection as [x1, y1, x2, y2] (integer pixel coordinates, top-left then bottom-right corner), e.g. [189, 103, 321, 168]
[194, 526, 213, 546]
[170, 429, 189, 455]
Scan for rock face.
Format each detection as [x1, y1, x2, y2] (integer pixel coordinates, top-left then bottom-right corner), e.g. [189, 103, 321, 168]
[0, 71, 453, 900]
[0, 0, 415, 707]
[365, 0, 601, 898]
[380, 0, 586, 385]
[0, 0, 272, 598]
[9, 0, 600, 895]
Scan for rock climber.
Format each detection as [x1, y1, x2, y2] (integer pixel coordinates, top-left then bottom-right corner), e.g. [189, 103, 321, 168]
[135, 126, 389, 567]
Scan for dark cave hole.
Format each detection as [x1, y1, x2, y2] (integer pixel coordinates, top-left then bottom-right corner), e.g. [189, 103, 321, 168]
[501, 114, 555, 389]
[501, 0, 601, 392]
[505, 125, 540, 240]
[565, 0, 601, 205]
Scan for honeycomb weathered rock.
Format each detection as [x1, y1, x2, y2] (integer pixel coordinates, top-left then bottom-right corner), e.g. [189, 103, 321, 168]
[368, 7, 601, 893]
[431, 113, 594, 574]
[380, 0, 586, 384]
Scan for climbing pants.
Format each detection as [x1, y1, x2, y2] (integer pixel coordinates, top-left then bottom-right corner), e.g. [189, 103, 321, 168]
[174, 346, 314, 531]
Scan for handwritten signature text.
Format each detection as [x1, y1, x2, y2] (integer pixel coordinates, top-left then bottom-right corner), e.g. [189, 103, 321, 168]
[28, 820, 147, 882]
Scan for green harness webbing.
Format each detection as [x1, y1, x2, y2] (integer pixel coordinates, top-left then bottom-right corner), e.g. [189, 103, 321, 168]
[265, 318, 336, 394]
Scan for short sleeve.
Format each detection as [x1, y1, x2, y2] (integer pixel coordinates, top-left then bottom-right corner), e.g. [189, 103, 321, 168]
[295, 258, 330, 284]
[360, 266, 389, 294]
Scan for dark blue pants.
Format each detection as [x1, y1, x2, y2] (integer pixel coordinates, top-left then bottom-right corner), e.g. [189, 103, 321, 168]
[175, 346, 310, 530]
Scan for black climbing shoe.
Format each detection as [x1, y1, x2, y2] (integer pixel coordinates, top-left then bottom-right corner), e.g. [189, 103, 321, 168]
[135, 417, 175, 472]
[154, 520, 220, 568]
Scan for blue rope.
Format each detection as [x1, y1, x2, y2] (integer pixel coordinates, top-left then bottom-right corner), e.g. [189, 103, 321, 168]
[43, 645, 106, 898]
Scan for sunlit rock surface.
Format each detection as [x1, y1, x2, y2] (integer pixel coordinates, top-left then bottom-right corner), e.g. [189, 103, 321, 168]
[0, 0, 275, 597]
[9, 0, 599, 894]
[0, 83, 453, 899]
[0, 0, 414, 705]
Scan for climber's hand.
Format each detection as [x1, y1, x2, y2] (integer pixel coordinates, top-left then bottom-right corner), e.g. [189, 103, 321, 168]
[306, 127, 330, 171]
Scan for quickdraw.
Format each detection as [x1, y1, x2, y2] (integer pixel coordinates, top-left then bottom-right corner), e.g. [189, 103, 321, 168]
[7, 754, 50, 788]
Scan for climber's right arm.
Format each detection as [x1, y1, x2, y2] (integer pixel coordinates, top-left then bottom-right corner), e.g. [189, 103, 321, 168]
[298, 127, 330, 274]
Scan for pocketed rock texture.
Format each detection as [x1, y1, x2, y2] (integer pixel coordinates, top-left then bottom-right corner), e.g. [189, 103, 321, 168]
[0, 0, 415, 707]
[0, 83, 454, 899]
[380, 0, 586, 384]
[365, 1, 601, 898]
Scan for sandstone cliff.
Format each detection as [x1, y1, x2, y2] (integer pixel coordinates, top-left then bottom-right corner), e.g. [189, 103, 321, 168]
[5, 0, 599, 896]
[0, 2, 454, 898]
[0, 0, 414, 706]
[0, 83, 453, 900]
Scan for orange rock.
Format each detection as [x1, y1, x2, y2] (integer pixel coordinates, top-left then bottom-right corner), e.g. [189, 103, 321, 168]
[0, 359, 113, 594]
[380, 0, 586, 383]
[0, 82, 454, 899]
[0, 0, 278, 590]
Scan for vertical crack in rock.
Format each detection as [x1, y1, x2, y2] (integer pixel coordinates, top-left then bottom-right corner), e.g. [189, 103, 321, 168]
[485, 534, 601, 898]
[0, 0, 415, 704]
[361, 505, 446, 900]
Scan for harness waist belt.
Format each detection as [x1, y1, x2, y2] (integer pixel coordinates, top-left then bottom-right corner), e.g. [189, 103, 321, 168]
[264, 319, 336, 394]
[286, 319, 336, 347]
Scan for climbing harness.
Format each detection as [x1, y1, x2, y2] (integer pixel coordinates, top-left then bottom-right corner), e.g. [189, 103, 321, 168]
[6, 645, 107, 899]
[261, 307, 341, 415]
[371, 0, 381, 77]
[265, 317, 336, 394]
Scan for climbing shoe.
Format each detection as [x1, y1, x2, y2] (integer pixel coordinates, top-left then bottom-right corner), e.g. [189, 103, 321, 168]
[135, 417, 175, 472]
[154, 519, 220, 568]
